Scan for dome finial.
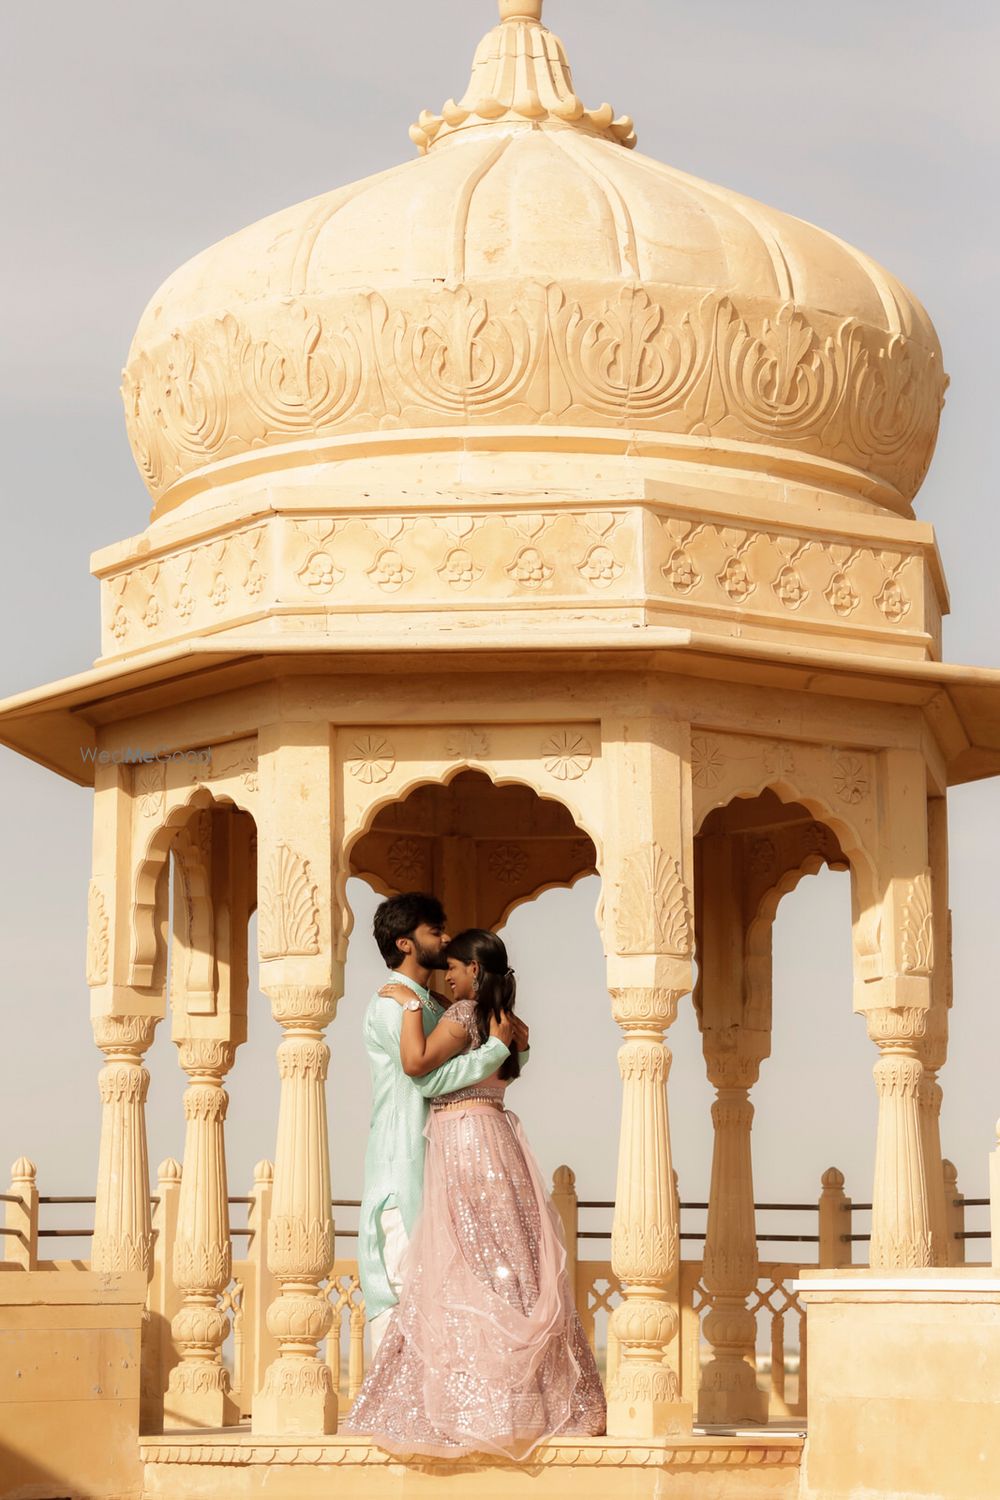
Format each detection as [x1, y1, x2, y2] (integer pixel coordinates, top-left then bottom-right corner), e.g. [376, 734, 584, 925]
[411, 1, 636, 154]
[498, 0, 543, 20]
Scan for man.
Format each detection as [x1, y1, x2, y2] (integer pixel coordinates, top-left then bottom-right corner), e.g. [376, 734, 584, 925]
[358, 892, 529, 1354]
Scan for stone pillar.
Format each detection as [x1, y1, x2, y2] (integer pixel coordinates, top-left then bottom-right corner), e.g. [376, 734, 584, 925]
[699, 1046, 768, 1424]
[250, 720, 341, 1436]
[92, 1014, 158, 1278]
[867, 1006, 933, 1269]
[607, 985, 691, 1436]
[164, 1040, 239, 1429]
[917, 1004, 949, 1266]
[252, 984, 336, 1434]
[602, 712, 694, 1438]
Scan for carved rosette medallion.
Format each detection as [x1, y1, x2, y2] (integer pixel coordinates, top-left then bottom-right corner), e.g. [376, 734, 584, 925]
[347, 735, 396, 784]
[541, 730, 593, 781]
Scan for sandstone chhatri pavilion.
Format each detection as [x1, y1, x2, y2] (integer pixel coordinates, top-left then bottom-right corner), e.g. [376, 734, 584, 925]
[2, 3, 1000, 1497]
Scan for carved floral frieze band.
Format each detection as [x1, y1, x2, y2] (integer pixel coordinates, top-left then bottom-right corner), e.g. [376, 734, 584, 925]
[123, 282, 945, 504]
[99, 505, 927, 656]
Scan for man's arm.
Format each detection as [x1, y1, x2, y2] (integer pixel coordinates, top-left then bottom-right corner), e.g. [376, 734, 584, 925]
[368, 997, 510, 1099]
[413, 1034, 511, 1098]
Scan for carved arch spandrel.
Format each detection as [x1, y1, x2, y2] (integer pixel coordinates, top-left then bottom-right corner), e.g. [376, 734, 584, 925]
[338, 723, 604, 861]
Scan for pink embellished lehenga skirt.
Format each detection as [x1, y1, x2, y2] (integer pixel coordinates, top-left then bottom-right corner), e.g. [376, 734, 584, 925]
[344, 1103, 606, 1459]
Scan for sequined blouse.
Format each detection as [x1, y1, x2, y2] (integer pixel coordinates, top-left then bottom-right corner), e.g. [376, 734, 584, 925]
[430, 998, 509, 1110]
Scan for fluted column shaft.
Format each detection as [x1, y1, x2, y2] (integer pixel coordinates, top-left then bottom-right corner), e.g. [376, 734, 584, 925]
[699, 1051, 767, 1423]
[164, 1040, 239, 1429]
[607, 987, 691, 1437]
[92, 1014, 157, 1278]
[867, 1007, 933, 1269]
[252, 985, 336, 1436]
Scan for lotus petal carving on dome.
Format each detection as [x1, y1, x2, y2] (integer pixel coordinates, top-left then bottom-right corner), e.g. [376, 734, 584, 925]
[125, 279, 947, 512]
[378, 287, 534, 417]
[222, 301, 363, 433]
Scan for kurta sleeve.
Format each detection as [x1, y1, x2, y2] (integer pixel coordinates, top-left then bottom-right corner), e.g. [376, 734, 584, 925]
[413, 1029, 510, 1099]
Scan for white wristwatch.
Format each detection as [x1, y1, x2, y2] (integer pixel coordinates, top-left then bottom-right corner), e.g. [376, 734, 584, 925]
[403, 998, 423, 1012]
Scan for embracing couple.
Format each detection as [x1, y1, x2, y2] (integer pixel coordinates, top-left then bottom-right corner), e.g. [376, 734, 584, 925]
[342, 892, 606, 1459]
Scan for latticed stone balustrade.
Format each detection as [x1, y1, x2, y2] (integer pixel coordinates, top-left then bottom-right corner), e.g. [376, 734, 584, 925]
[4, 1153, 991, 1430]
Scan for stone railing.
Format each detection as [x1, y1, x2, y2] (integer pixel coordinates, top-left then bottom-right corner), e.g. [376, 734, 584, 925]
[3, 1154, 992, 1427]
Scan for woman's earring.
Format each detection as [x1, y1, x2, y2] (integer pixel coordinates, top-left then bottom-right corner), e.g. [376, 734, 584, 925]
[471, 970, 480, 997]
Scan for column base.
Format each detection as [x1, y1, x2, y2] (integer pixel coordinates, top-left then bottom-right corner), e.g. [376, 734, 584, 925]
[252, 1359, 338, 1436]
[698, 1358, 769, 1425]
[607, 1368, 692, 1439]
[163, 1380, 240, 1432]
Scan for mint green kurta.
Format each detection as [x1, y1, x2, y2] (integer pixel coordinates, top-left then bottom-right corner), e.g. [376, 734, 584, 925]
[358, 973, 511, 1321]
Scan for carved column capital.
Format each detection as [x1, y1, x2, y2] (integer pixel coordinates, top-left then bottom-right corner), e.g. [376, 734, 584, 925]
[610, 986, 681, 1034]
[92, 1012, 158, 1058]
[264, 984, 337, 1031]
[176, 1039, 237, 1079]
[865, 1005, 928, 1048]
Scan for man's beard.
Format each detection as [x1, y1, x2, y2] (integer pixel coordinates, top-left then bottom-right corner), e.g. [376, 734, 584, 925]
[412, 938, 449, 971]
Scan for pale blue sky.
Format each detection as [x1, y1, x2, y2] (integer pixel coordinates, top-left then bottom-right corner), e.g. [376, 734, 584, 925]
[1, 1, 998, 1258]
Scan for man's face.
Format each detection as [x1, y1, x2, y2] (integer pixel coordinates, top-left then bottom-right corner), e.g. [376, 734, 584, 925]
[402, 919, 452, 970]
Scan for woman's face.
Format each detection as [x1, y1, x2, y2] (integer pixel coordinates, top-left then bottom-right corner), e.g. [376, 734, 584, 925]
[445, 956, 477, 1001]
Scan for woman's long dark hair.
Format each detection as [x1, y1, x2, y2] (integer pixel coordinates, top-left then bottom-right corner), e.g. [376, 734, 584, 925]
[447, 929, 520, 1081]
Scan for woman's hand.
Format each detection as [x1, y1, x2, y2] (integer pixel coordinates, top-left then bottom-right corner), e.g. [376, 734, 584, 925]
[489, 1011, 515, 1046]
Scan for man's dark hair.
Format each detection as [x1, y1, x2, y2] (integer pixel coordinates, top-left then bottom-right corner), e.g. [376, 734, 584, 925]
[373, 892, 447, 969]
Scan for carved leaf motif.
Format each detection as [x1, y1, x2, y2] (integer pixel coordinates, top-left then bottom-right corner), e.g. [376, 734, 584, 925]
[615, 844, 692, 957]
[554, 285, 703, 418]
[223, 303, 362, 430]
[382, 286, 533, 414]
[901, 873, 934, 976]
[444, 728, 490, 760]
[258, 845, 320, 959]
[86, 881, 110, 987]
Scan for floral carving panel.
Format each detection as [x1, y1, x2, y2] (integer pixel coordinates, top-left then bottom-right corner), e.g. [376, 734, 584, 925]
[653, 519, 925, 638]
[124, 281, 945, 508]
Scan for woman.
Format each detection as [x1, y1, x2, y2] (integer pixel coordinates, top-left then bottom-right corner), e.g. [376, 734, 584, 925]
[344, 929, 606, 1460]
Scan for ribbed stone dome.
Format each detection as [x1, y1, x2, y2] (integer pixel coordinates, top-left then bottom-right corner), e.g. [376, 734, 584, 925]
[123, 0, 946, 521]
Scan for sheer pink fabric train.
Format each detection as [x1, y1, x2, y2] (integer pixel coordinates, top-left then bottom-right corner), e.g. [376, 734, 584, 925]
[344, 1002, 606, 1460]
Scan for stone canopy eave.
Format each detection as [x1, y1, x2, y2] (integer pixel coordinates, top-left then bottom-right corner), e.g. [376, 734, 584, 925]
[0, 627, 999, 789]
